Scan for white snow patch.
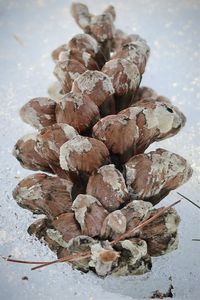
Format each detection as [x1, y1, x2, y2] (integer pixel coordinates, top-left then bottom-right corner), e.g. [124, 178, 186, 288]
[46, 229, 68, 248]
[82, 52, 91, 67]
[125, 165, 136, 185]
[16, 183, 43, 202]
[98, 164, 128, 196]
[74, 71, 114, 94]
[61, 124, 78, 139]
[72, 194, 100, 229]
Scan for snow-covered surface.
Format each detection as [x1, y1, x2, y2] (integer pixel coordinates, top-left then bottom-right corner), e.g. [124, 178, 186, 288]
[0, 0, 200, 299]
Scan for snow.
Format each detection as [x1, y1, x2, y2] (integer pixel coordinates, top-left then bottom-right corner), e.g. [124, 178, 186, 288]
[0, 0, 200, 299]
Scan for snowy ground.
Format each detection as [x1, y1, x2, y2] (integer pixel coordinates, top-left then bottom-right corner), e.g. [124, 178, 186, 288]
[0, 0, 200, 299]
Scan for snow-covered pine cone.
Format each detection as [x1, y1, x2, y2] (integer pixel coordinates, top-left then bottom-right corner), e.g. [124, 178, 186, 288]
[12, 2, 192, 277]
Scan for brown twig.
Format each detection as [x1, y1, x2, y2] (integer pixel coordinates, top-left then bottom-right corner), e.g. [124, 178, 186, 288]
[1, 200, 181, 271]
[177, 192, 200, 210]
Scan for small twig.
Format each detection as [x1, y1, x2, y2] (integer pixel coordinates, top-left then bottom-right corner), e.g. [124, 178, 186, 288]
[192, 239, 200, 242]
[177, 192, 200, 210]
[111, 199, 181, 245]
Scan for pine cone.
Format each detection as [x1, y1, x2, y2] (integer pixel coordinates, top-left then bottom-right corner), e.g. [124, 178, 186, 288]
[11, 2, 193, 278]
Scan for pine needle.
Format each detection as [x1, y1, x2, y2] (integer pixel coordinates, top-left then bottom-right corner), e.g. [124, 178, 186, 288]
[177, 192, 200, 210]
[0, 256, 49, 265]
[32, 251, 91, 271]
